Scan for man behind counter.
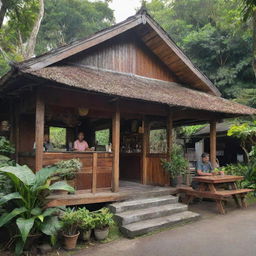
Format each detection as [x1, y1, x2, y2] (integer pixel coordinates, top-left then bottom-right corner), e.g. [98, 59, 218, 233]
[74, 132, 89, 151]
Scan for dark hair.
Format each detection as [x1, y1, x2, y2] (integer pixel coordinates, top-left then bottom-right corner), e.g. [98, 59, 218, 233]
[201, 153, 209, 158]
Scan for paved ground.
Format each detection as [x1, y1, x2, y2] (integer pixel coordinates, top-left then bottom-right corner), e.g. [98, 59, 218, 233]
[72, 202, 256, 256]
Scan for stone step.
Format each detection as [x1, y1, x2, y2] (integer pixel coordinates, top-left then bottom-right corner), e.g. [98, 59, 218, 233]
[121, 211, 200, 238]
[115, 203, 188, 225]
[109, 195, 178, 213]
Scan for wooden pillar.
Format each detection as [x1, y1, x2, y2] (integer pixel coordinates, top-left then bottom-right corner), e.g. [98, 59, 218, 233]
[142, 118, 149, 185]
[167, 112, 173, 157]
[210, 121, 217, 168]
[35, 91, 45, 171]
[92, 152, 98, 194]
[112, 106, 120, 192]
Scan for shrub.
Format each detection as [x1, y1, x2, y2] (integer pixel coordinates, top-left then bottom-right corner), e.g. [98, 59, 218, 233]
[92, 208, 114, 230]
[77, 208, 95, 231]
[61, 208, 81, 236]
[0, 136, 15, 155]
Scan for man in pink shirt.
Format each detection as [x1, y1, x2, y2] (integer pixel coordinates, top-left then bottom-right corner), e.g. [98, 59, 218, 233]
[74, 132, 89, 151]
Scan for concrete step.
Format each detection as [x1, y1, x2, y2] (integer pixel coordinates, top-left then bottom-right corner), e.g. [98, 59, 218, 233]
[115, 203, 188, 225]
[121, 211, 200, 238]
[109, 195, 178, 213]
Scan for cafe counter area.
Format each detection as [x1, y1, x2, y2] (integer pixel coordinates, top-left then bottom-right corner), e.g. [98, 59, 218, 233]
[19, 151, 113, 190]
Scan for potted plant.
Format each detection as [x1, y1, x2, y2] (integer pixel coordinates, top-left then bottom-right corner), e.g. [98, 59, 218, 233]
[52, 158, 82, 194]
[92, 208, 114, 241]
[61, 208, 81, 250]
[162, 144, 189, 187]
[77, 208, 95, 241]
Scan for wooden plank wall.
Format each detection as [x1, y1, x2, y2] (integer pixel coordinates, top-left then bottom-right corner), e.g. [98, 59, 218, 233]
[66, 32, 177, 83]
[42, 152, 113, 190]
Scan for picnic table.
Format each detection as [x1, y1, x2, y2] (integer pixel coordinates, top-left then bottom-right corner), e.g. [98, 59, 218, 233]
[179, 175, 253, 214]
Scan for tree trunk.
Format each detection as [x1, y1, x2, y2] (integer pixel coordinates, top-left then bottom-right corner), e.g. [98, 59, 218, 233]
[24, 0, 44, 59]
[0, 0, 7, 29]
[252, 9, 256, 78]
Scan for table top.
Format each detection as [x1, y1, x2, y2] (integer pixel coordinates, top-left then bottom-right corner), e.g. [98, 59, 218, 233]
[193, 175, 244, 184]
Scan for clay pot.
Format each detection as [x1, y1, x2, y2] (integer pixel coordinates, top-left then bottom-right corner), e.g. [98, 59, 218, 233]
[170, 175, 183, 187]
[63, 231, 80, 250]
[94, 227, 109, 241]
[53, 190, 68, 195]
[81, 229, 91, 241]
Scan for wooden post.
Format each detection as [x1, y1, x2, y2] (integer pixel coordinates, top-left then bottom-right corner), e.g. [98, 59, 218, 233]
[210, 121, 217, 168]
[167, 112, 173, 157]
[35, 90, 45, 171]
[112, 106, 120, 192]
[142, 118, 149, 185]
[92, 152, 98, 193]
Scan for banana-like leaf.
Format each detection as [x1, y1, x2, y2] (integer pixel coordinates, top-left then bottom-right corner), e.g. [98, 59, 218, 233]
[0, 192, 21, 206]
[15, 239, 24, 256]
[0, 207, 27, 227]
[0, 165, 35, 186]
[42, 207, 60, 217]
[16, 217, 35, 243]
[35, 166, 58, 186]
[41, 216, 62, 236]
[31, 207, 42, 216]
[37, 215, 44, 222]
[48, 181, 75, 193]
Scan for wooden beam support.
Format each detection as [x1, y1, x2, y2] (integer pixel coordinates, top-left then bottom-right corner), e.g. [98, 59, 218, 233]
[210, 121, 217, 168]
[142, 118, 149, 185]
[35, 90, 45, 171]
[167, 112, 173, 157]
[111, 105, 120, 192]
[92, 152, 98, 194]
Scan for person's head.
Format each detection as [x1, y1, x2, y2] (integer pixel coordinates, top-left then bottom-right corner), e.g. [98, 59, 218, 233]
[44, 134, 49, 142]
[201, 153, 210, 163]
[78, 132, 85, 142]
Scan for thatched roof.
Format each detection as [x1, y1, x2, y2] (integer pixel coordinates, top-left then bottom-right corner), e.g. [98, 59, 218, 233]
[26, 66, 256, 116]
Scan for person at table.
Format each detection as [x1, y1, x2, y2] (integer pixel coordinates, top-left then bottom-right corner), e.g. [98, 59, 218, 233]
[74, 132, 89, 151]
[196, 153, 213, 176]
[43, 134, 54, 151]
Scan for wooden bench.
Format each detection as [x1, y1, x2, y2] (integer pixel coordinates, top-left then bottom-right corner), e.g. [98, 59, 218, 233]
[178, 187, 253, 214]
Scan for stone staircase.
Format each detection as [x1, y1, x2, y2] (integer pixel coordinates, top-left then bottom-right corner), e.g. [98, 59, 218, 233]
[109, 192, 200, 238]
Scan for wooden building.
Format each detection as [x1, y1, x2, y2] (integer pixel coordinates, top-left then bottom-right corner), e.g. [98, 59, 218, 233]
[0, 9, 255, 205]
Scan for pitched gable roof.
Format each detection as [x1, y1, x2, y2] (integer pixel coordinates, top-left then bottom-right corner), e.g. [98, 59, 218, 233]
[13, 9, 220, 96]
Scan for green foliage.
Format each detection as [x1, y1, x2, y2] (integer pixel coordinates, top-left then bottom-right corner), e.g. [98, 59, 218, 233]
[49, 127, 66, 149]
[227, 120, 256, 160]
[161, 144, 189, 178]
[0, 164, 74, 255]
[93, 208, 114, 230]
[146, 0, 255, 99]
[54, 158, 82, 180]
[96, 129, 110, 145]
[234, 88, 256, 108]
[36, 0, 114, 55]
[177, 124, 206, 138]
[0, 136, 15, 154]
[77, 207, 95, 231]
[61, 208, 82, 236]
[149, 129, 167, 153]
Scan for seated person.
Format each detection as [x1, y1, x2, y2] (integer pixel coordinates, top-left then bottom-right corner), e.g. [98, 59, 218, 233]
[43, 134, 53, 151]
[74, 132, 89, 151]
[196, 153, 213, 176]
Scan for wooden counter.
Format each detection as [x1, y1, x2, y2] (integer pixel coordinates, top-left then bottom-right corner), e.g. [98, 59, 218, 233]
[19, 151, 113, 191]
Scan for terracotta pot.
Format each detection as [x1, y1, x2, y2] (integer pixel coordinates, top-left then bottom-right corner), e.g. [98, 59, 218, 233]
[24, 233, 42, 250]
[94, 227, 109, 241]
[81, 229, 91, 241]
[53, 190, 68, 195]
[63, 231, 80, 250]
[67, 179, 75, 188]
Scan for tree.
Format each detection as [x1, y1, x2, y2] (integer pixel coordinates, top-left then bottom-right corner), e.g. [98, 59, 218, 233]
[241, 0, 256, 77]
[36, 0, 114, 55]
[146, 0, 255, 99]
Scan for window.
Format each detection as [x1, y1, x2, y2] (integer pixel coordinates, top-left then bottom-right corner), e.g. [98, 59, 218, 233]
[95, 129, 110, 145]
[149, 129, 167, 154]
[49, 127, 67, 150]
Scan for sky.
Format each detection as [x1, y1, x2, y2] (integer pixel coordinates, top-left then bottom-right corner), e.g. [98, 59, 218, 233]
[109, 0, 142, 22]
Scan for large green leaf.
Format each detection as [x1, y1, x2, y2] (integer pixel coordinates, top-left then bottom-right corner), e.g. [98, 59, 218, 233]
[35, 166, 58, 186]
[42, 207, 61, 217]
[0, 207, 27, 227]
[0, 192, 22, 206]
[15, 239, 24, 256]
[0, 165, 35, 186]
[16, 217, 35, 243]
[41, 216, 62, 236]
[31, 207, 42, 216]
[48, 181, 75, 193]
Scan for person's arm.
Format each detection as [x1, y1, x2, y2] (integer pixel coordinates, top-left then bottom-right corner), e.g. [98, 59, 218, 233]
[73, 141, 79, 151]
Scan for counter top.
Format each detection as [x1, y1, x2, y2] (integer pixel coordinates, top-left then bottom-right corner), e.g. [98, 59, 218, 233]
[19, 151, 112, 157]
